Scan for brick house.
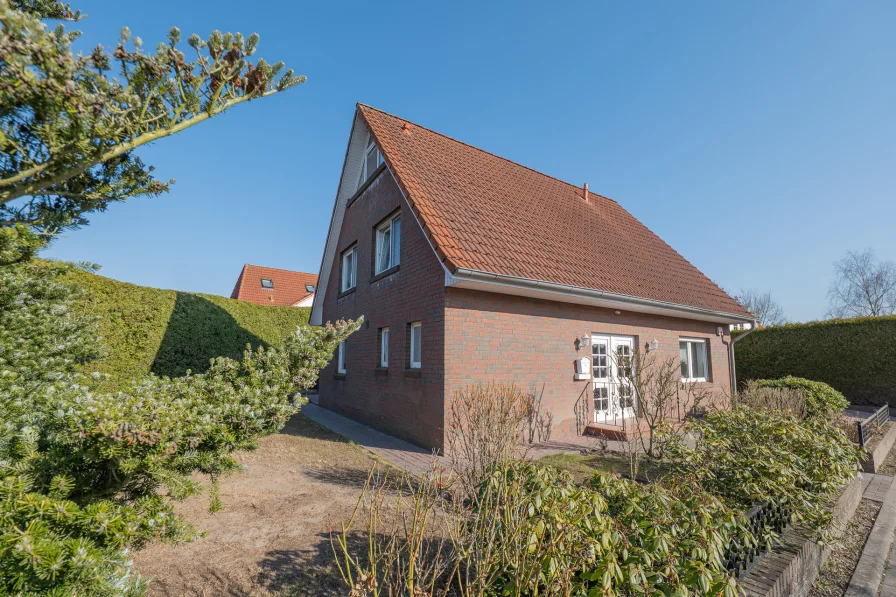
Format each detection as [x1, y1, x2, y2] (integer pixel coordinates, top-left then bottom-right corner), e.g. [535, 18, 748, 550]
[231, 264, 318, 307]
[310, 105, 755, 451]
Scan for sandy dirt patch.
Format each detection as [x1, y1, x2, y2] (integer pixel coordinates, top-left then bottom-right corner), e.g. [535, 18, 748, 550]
[134, 413, 389, 596]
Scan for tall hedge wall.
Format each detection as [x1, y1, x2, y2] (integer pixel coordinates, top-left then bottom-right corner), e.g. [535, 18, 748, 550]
[62, 266, 310, 392]
[734, 316, 896, 406]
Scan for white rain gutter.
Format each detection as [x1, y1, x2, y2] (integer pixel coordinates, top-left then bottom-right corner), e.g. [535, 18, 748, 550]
[729, 319, 759, 396]
[450, 267, 754, 325]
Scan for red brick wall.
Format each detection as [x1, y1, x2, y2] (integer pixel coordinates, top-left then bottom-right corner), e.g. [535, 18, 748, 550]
[443, 288, 733, 440]
[318, 171, 447, 450]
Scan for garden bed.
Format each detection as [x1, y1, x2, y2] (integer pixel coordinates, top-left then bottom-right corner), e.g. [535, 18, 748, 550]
[807, 499, 881, 597]
[536, 451, 670, 483]
[739, 472, 864, 597]
[860, 422, 896, 473]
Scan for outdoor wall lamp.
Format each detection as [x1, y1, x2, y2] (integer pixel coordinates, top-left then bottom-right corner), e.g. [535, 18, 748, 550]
[648, 338, 660, 352]
[578, 333, 591, 351]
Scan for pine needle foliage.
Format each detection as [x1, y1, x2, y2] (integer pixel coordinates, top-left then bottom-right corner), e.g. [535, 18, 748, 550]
[0, 0, 305, 236]
[0, 227, 359, 593]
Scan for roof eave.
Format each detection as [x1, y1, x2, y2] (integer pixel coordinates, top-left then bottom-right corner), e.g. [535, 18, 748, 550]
[448, 268, 753, 325]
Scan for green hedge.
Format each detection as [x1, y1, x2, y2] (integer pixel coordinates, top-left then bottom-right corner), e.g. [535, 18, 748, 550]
[734, 316, 896, 406]
[63, 266, 310, 392]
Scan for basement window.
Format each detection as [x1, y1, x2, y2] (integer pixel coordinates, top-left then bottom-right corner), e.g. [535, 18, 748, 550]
[680, 338, 708, 382]
[261, 278, 273, 289]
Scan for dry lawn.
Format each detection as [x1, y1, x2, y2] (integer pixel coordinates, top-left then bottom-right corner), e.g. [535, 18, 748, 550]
[133, 413, 389, 596]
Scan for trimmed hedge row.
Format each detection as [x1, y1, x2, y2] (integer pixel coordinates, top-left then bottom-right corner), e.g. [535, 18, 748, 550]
[734, 316, 896, 406]
[62, 265, 310, 392]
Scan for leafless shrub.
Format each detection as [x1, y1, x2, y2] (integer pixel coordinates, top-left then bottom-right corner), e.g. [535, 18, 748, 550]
[331, 465, 457, 597]
[617, 347, 711, 459]
[524, 384, 553, 444]
[737, 381, 807, 417]
[331, 461, 585, 597]
[446, 382, 531, 495]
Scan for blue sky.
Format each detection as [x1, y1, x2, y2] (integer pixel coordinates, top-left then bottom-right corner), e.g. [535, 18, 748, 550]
[42, 1, 895, 322]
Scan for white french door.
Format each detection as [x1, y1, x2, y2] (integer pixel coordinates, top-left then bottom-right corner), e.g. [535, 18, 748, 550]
[591, 334, 636, 424]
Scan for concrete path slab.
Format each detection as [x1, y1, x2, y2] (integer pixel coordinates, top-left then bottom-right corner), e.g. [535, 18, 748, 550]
[865, 473, 893, 503]
[301, 403, 448, 477]
[848, 475, 896, 597]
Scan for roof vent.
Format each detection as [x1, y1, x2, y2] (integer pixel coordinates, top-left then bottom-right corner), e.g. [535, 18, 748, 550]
[583, 182, 589, 202]
[402, 122, 412, 134]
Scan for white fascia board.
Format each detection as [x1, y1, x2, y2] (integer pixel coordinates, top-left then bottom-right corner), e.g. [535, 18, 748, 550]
[310, 112, 370, 326]
[294, 294, 314, 307]
[446, 268, 752, 325]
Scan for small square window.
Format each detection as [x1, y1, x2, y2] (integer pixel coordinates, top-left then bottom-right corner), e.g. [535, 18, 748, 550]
[380, 327, 390, 368]
[409, 321, 421, 369]
[261, 278, 273, 289]
[305, 283, 316, 293]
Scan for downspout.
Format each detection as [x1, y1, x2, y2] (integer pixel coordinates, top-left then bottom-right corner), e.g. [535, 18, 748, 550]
[729, 319, 759, 396]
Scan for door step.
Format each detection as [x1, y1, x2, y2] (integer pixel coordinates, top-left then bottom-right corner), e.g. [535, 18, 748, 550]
[584, 421, 649, 441]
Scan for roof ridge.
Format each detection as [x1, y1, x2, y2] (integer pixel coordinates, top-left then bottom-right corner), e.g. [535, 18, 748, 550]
[357, 103, 619, 205]
[242, 264, 318, 277]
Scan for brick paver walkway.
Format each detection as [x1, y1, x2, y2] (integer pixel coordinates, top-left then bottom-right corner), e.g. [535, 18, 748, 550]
[865, 473, 893, 503]
[301, 403, 448, 477]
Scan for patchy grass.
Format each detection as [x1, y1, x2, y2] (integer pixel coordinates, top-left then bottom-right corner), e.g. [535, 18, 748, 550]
[536, 452, 670, 483]
[133, 412, 398, 597]
[808, 499, 880, 597]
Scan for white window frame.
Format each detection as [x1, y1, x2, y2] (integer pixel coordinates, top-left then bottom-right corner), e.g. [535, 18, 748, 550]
[680, 338, 708, 382]
[340, 245, 357, 292]
[358, 134, 384, 187]
[337, 341, 346, 374]
[375, 212, 401, 274]
[380, 327, 390, 368]
[409, 321, 422, 369]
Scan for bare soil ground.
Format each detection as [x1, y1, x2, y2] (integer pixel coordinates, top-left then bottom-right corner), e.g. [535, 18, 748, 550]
[133, 413, 390, 596]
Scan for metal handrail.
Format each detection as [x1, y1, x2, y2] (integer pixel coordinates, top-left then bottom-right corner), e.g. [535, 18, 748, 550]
[858, 403, 890, 448]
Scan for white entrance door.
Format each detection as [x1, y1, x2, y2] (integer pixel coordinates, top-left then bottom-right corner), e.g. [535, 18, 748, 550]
[591, 334, 637, 424]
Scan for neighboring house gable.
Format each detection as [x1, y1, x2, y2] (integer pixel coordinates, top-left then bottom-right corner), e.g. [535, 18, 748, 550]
[231, 264, 318, 307]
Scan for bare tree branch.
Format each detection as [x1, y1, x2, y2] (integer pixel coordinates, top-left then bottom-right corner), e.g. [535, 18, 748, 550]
[827, 249, 896, 318]
[734, 289, 787, 326]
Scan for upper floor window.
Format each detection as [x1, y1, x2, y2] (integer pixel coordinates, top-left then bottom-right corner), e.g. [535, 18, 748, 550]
[358, 134, 384, 186]
[375, 212, 401, 274]
[261, 278, 273, 288]
[340, 245, 357, 292]
[680, 338, 707, 381]
[305, 283, 316, 293]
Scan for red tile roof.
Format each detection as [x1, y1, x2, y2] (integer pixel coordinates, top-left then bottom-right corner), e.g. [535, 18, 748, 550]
[358, 105, 751, 318]
[230, 264, 318, 307]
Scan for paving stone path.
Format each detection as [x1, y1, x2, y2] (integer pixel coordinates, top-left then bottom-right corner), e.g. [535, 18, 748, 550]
[301, 403, 449, 477]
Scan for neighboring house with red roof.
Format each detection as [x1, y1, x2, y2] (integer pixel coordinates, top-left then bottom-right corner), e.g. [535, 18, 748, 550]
[231, 264, 318, 307]
[311, 104, 755, 451]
